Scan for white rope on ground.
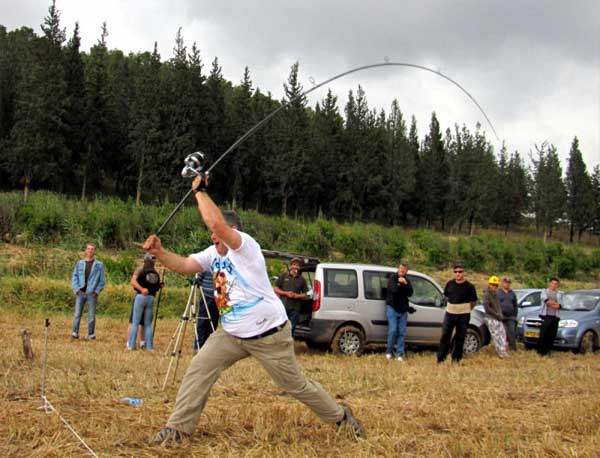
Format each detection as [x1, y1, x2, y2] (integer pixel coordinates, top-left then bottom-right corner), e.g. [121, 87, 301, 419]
[41, 396, 100, 458]
[39, 319, 99, 458]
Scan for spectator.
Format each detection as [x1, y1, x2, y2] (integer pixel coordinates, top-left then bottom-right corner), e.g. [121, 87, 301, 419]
[274, 257, 309, 331]
[497, 277, 518, 351]
[538, 277, 562, 356]
[127, 253, 162, 350]
[385, 262, 413, 361]
[483, 276, 509, 358]
[70, 243, 105, 341]
[437, 263, 477, 364]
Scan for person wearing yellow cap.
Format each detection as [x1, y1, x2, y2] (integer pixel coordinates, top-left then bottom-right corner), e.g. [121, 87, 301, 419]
[482, 275, 509, 358]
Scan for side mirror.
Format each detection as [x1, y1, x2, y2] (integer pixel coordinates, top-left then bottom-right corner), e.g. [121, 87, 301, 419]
[521, 301, 531, 307]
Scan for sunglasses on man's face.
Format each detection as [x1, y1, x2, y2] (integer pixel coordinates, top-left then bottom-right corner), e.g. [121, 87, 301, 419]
[454, 270, 464, 274]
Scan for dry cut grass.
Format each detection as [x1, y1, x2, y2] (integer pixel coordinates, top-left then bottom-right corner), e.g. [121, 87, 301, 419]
[2, 311, 600, 458]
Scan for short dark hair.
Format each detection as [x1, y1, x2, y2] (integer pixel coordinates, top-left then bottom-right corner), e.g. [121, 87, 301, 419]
[549, 277, 560, 283]
[222, 211, 242, 231]
[398, 262, 408, 268]
[453, 263, 464, 270]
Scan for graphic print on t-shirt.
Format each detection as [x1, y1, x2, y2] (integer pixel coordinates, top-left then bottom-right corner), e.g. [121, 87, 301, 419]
[211, 256, 262, 323]
[145, 271, 160, 285]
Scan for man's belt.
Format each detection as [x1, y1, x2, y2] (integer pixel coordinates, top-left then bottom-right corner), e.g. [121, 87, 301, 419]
[239, 321, 287, 340]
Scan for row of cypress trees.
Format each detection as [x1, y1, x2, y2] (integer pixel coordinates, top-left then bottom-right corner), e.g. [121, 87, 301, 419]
[0, 2, 598, 241]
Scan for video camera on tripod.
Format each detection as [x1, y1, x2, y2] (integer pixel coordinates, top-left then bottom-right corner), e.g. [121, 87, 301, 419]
[188, 273, 206, 287]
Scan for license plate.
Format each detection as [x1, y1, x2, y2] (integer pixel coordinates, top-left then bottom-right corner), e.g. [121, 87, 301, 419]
[524, 330, 540, 339]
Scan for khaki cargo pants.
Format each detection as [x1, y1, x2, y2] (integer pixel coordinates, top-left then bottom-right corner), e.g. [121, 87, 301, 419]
[166, 322, 344, 435]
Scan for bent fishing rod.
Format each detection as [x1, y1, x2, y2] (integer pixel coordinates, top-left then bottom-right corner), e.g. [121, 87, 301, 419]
[155, 61, 500, 235]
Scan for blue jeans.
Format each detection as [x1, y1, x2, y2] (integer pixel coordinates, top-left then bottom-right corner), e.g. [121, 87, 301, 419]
[72, 292, 97, 337]
[286, 308, 300, 331]
[128, 294, 154, 350]
[386, 305, 408, 356]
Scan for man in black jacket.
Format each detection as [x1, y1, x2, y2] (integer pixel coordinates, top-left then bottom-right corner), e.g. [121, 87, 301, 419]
[385, 263, 413, 361]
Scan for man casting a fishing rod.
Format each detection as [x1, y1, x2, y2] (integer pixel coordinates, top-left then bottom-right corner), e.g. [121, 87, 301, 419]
[143, 172, 365, 445]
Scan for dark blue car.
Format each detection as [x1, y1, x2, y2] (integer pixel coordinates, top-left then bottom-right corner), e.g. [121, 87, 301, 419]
[518, 289, 600, 353]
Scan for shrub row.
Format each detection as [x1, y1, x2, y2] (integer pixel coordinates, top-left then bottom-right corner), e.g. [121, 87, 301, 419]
[1, 191, 599, 280]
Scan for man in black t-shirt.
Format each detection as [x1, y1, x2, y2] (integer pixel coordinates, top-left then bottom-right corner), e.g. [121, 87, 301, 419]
[274, 258, 308, 331]
[437, 263, 478, 363]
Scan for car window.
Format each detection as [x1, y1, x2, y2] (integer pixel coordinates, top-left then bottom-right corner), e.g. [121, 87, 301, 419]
[324, 269, 358, 298]
[363, 271, 392, 300]
[521, 292, 541, 308]
[561, 292, 600, 311]
[408, 275, 443, 307]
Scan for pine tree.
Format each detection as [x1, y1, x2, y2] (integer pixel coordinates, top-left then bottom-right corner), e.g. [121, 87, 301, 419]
[203, 57, 231, 203]
[505, 150, 529, 231]
[128, 44, 162, 205]
[226, 66, 254, 209]
[80, 21, 110, 199]
[407, 116, 421, 224]
[591, 165, 600, 238]
[565, 136, 594, 242]
[309, 89, 344, 218]
[8, 1, 68, 200]
[278, 62, 309, 216]
[63, 22, 86, 194]
[157, 27, 197, 200]
[419, 112, 449, 229]
[531, 143, 567, 240]
[0, 26, 38, 190]
[385, 100, 415, 224]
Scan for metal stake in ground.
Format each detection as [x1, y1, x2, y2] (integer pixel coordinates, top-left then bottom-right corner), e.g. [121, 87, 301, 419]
[40, 318, 50, 411]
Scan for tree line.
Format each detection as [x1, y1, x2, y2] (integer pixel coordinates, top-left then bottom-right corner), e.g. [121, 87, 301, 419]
[1, 2, 599, 242]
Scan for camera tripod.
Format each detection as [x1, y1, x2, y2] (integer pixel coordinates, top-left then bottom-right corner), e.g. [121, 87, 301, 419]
[161, 273, 216, 391]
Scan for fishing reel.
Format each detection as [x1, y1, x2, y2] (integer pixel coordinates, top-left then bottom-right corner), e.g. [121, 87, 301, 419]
[181, 151, 206, 178]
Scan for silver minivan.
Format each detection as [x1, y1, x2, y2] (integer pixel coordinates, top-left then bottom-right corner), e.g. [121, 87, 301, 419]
[292, 262, 489, 356]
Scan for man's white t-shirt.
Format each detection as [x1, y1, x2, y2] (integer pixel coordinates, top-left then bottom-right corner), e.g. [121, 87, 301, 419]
[190, 231, 288, 338]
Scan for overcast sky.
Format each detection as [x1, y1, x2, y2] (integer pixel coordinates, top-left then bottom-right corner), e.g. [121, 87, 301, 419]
[3, 0, 599, 171]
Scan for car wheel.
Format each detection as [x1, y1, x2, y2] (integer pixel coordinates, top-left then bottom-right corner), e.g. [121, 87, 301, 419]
[305, 340, 330, 351]
[577, 331, 597, 354]
[462, 328, 482, 353]
[331, 325, 365, 356]
[524, 343, 537, 350]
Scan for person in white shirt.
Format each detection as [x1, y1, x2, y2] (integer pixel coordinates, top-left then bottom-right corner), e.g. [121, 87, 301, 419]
[144, 173, 365, 445]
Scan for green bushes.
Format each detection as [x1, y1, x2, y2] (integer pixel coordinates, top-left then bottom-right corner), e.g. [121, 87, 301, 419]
[0, 192, 23, 238]
[411, 230, 451, 268]
[0, 191, 599, 283]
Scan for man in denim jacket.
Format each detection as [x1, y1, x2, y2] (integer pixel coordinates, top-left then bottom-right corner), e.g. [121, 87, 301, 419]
[71, 243, 106, 340]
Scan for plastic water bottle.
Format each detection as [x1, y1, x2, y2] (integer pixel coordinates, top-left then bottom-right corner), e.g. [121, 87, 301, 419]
[120, 397, 143, 407]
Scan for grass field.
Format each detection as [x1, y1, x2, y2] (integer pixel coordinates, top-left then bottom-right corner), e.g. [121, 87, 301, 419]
[2, 310, 600, 458]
